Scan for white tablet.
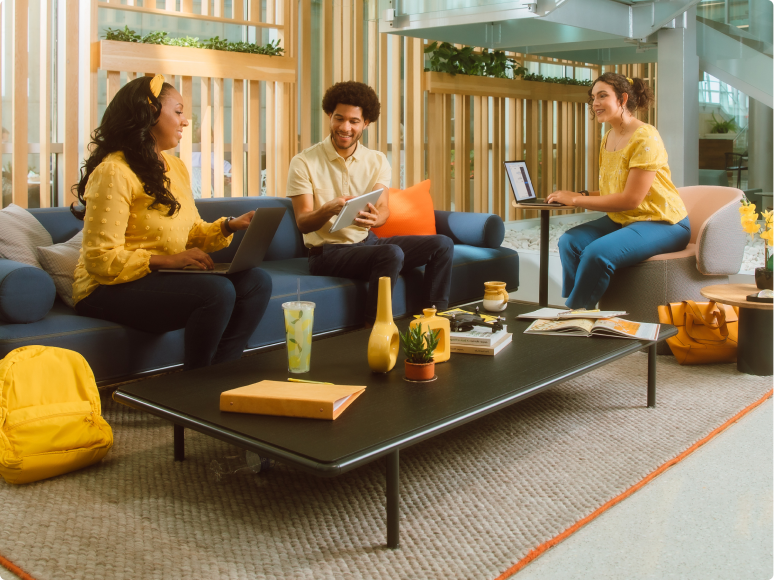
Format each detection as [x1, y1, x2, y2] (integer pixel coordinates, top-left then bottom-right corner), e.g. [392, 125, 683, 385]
[328, 188, 384, 233]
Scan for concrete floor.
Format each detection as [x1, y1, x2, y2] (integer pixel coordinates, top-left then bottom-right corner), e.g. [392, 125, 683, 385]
[515, 397, 773, 580]
[1, 399, 771, 580]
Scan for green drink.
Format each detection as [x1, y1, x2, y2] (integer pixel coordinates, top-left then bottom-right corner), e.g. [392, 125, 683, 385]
[282, 301, 315, 373]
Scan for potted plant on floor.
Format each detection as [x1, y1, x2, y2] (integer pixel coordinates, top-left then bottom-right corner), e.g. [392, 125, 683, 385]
[399, 323, 440, 381]
[739, 198, 773, 289]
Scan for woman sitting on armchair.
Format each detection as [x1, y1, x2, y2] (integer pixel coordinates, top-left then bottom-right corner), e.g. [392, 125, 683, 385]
[71, 74, 271, 371]
[546, 72, 691, 310]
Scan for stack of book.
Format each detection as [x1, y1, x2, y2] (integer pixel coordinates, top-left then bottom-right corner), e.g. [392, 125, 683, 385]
[450, 325, 512, 356]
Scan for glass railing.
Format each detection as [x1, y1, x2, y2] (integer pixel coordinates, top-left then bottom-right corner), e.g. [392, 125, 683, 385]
[697, 0, 772, 46]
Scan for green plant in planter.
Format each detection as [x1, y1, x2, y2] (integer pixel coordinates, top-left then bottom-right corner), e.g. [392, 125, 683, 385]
[423, 41, 592, 86]
[709, 112, 738, 134]
[104, 26, 284, 57]
[399, 324, 440, 364]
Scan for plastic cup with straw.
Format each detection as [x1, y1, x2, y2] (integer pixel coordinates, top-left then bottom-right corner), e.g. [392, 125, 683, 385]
[282, 277, 315, 373]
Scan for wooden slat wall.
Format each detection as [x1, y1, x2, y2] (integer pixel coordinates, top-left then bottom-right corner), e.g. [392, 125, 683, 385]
[4, 0, 630, 221]
[39, 0, 52, 208]
[0, 7, 3, 199]
[12, 0, 30, 207]
[64, 0, 80, 206]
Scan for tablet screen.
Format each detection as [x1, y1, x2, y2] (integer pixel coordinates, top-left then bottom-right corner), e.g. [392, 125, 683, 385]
[329, 188, 384, 233]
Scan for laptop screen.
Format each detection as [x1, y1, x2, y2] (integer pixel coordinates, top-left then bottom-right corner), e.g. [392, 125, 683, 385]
[504, 161, 537, 202]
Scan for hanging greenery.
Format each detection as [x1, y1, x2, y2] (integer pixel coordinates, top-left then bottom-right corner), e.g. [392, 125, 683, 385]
[423, 41, 592, 86]
[104, 26, 285, 57]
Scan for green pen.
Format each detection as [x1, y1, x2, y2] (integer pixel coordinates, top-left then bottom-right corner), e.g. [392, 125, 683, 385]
[287, 378, 334, 385]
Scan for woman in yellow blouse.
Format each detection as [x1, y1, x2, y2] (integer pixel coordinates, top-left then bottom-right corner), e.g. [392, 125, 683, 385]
[546, 72, 690, 309]
[71, 75, 272, 370]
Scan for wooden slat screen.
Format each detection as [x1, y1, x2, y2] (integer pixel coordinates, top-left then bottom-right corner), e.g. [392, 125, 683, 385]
[5, 0, 625, 224]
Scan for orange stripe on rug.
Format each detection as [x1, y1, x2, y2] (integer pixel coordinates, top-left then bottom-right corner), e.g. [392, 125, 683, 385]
[0, 553, 37, 580]
[495, 388, 773, 580]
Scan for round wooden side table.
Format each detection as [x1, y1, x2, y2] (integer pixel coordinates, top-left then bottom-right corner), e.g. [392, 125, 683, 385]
[701, 283, 773, 376]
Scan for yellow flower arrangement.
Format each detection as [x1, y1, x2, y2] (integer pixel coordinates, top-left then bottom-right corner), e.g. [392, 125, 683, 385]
[740, 199, 773, 271]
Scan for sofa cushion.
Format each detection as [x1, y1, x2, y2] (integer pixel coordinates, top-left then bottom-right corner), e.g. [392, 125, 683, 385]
[196, 197, 305, 263]
[244, 246, 519, 350]
[0, 301, 184, 384]
[0, 260, 57, 324]
[372, 180, 436, 238]
[434, 210, 505, 249]
[37, 231, 82, 308]
[0, 204, 53, 268]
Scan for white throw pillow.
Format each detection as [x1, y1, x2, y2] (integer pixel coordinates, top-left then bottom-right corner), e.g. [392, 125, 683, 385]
[37, 231, 83, 308]
[0, 203, 53, 269]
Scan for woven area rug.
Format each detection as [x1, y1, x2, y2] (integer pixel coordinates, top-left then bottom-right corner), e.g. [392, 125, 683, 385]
[0, 354, 770, 580]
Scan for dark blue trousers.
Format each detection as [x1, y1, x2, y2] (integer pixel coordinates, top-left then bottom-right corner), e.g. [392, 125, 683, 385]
[308, 232, 454, 323]
[558, 215, 691, 309]
[75, 268, 272, 370]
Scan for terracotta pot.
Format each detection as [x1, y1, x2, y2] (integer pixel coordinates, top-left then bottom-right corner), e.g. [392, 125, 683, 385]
[404, 360, 435, 381]
[755, 267, 773, 290]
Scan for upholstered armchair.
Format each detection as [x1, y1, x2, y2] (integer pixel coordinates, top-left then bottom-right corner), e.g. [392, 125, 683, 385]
[600, 186, 747, 353]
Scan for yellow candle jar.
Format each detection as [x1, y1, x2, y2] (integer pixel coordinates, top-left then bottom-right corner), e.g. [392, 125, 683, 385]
[409, 308, 451, 363]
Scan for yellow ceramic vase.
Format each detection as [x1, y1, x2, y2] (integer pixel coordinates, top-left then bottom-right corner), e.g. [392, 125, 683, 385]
[367, 277, 399, 373]
[409, 308, 451, 363]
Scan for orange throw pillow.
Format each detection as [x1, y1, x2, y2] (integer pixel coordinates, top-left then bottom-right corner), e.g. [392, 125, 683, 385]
[371, 180, 436, 238]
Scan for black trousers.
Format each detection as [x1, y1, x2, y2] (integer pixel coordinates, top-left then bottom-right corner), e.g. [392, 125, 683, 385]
[75, 268, 272, 370]
[308, 232, 454, 323]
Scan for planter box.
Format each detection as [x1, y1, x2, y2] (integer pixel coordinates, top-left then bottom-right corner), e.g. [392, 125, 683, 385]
[425, 71, 589, 103]
[97, 40, 296, 83]
[703, 132, 737, 140]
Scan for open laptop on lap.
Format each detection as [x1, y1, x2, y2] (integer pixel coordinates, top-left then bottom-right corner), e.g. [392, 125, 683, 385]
[159, 207, 286, 275]
[504, 160, 565, 208]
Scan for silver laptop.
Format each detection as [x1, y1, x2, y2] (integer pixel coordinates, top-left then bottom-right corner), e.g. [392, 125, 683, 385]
[504, 160, 565, 207]
[159, 207, 286, 275]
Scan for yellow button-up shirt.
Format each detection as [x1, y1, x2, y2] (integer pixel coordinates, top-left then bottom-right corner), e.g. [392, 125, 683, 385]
[286, 135, 391, 247]
[72, 151, 232, 305]
[600, 124, 688, 226]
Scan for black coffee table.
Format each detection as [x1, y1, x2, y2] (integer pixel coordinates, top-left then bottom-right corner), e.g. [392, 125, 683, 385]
[114, 302, 676, 548]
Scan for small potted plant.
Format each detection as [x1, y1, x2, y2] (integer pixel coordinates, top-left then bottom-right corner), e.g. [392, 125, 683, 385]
[739, 198, 773, 289]
[705, 112, 738, 139]
[399, 323, 440, 381]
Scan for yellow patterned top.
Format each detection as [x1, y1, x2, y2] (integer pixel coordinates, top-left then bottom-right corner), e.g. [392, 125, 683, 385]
[72, 151, 232, 305]
[599, 124, 687, 226]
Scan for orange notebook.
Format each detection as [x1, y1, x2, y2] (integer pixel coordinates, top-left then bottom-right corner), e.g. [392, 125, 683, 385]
[219, 380, 366, 420]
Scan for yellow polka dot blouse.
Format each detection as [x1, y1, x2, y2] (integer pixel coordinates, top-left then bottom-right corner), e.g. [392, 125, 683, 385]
[599, 124, 687, 226]
[72, 151, 232, 305]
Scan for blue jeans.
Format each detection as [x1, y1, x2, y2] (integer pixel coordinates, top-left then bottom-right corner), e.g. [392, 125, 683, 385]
[308, 232, 454, 324]
[558, 215, 691, 309]
[75, 268, 272, 370]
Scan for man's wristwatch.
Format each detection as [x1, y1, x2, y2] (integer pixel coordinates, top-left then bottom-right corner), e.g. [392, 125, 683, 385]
[223, 216, 236, 234]
[578, 190, 589, 196]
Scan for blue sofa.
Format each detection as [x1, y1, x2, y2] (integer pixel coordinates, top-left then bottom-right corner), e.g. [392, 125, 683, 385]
[0, 197, 519, 384]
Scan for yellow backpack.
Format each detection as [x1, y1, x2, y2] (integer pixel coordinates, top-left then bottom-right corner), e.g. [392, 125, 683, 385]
[0, 346, 113, 484]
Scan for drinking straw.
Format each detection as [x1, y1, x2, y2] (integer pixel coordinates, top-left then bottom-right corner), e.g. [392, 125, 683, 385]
[297, 277, 300, 304]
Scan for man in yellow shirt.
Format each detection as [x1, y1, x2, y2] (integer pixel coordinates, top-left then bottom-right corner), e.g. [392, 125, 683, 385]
[286, 82, 453, 324]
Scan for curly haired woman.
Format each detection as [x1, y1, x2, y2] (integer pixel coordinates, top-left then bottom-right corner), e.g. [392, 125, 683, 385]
[71, 75, 272, 370]
[546, 72, 691, 309]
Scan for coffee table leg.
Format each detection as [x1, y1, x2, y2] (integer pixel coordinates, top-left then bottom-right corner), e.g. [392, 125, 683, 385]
[647, 343, 656, 408]
[174, 424, 185, 462]
[386, 449, 400, 549]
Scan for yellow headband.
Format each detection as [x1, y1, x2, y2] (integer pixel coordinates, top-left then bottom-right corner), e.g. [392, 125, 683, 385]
[148, 74, 165, 103]
[626, 77, 634, 85]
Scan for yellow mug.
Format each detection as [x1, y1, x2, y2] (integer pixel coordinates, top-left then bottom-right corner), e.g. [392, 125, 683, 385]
[483, 281, 509, 312]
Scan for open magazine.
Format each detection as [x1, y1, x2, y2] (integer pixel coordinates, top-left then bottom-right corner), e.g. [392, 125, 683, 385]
[517, 308, 628, 320]
[524, 317, 659, 341]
